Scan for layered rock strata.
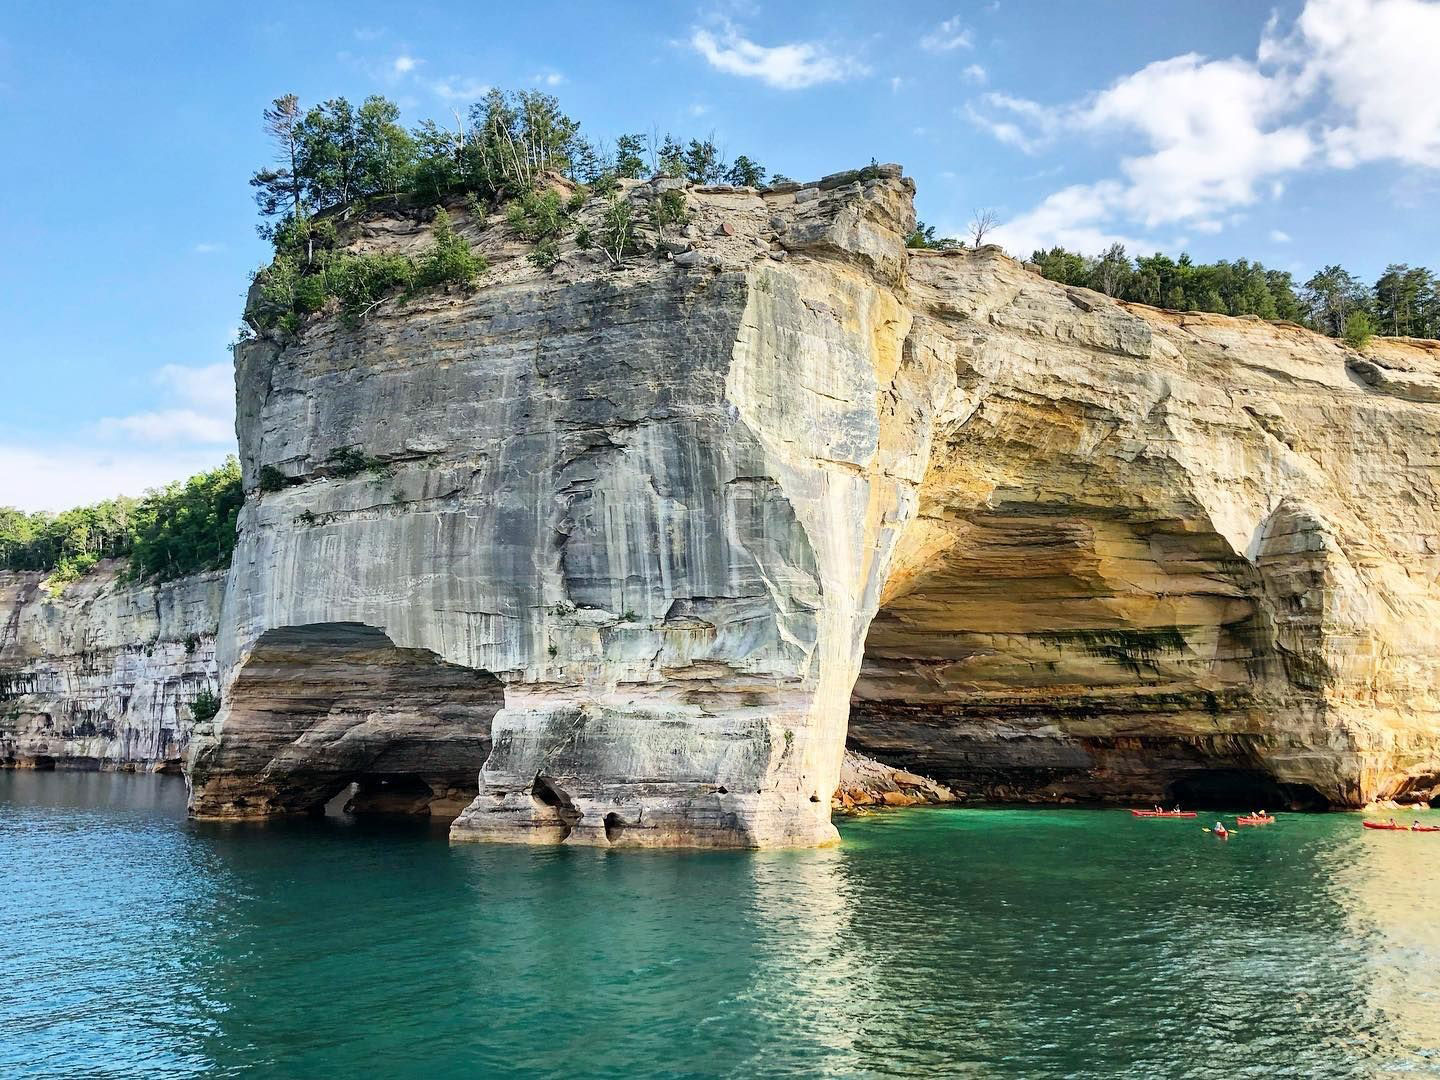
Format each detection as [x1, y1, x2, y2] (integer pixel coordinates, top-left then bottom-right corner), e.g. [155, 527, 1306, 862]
[189, 165, 1440, 844]
[852, 257, 1440, 810]
[0, 564, 223, 770]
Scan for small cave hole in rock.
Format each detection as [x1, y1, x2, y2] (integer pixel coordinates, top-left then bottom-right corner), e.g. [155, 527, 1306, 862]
[1167, 770, 1330, 811]
[323, 782, 359, 817]
[531, 774, 583, 840]
[603, 812, 625, 843]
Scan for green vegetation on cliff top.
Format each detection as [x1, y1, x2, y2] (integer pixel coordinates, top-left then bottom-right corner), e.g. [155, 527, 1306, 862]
[243, 89, 771, 335]
[905, 221, 1440, 343]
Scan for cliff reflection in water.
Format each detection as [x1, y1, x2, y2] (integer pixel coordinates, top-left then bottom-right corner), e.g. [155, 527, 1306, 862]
[3, 771, 1439, 1077]
[1323, 828, 1440, 1063]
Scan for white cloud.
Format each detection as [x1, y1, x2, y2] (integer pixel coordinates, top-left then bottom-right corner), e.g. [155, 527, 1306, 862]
[688, 103, 710, 117]
[192, 242, 225, 254]
[889, 76, 904, 94]
[155, 363, 234, 412]
[97, 410, 234, 445]
[1, 363, 236, 510]
[962, 64, 988, 85]
[962, 94, 1064, 154]
[96, 363, 235, 447]
[968, 0, 1440, 256]
[0, 445, 233, 513]
[531, 70, 565, 87]
[691, 21, 868, 89]
[1264, 0, 1440, 169]
[391, 54, 419, 75]
[921, 15, 973, 53]
[430, 77, 489, 102]
[989, 180, 1139, 258]
[1270, 228, 1292, 243]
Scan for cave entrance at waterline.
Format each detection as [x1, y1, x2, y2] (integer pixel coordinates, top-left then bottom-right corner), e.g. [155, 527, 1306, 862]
[1166, 770, 1330, 812]
[207, 622, 504, 819]
[845, 507, 1296, 805]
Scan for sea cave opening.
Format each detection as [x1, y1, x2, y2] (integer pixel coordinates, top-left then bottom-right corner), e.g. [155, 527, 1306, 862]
[190, 622, 504, 820]
[1166, 769, 1330, 811]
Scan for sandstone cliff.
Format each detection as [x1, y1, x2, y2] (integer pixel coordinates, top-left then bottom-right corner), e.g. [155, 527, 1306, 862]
[184, 166, 1440, 845]
[0, 564, 222, 770]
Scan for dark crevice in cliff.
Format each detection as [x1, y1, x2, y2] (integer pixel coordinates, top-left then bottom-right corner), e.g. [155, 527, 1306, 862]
[1166, 770, 1330, 811]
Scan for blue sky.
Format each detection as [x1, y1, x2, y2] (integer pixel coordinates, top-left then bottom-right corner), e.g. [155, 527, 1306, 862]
[2, 0, 1438, 510]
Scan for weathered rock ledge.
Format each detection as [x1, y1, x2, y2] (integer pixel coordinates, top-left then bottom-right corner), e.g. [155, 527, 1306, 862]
[174, 164, 1440, 844]
[1, 564, 223, 771]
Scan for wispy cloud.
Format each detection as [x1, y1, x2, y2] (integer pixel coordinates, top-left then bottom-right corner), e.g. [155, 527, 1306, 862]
[971, 0, 1440, 256]
[962, 64, 988, 85]
[192, 242, 225, 254]
[1270, 229, 1292, 243]
[430, 77, 489, 102]
[691, 20, 868, 89]
[96, 363, 234, 447]
[920, 15, 973, 53]
[531, 70, 565, 87]
[0, 445, 237, 512]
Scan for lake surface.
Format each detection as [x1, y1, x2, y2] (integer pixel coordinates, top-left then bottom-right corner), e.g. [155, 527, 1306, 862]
[3, 771, 1437, 1078]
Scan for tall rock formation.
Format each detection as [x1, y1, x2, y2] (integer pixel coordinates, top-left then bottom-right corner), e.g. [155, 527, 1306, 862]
[0, 565, 222, 770]
[183, 166, 1440, 844]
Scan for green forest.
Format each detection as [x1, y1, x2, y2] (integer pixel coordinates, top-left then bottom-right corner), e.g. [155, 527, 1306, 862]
[0, 459, 243, 591]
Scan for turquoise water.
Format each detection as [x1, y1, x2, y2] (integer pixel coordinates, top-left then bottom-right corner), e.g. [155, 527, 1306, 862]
[2, 772, 1438, 1078]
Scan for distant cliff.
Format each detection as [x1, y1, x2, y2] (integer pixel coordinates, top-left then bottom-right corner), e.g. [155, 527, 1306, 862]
[0, 564, 222, 770]
[174, 164, 1440, 846]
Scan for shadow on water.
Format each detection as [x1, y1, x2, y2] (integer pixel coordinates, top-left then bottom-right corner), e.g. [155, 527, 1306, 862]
[3, 772, 1438, 1078]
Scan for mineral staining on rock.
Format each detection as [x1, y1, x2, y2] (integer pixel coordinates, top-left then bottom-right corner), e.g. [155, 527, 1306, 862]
[853, 255, 1440, 810]
[177, 165, 1440, 843]
[0, 564, 223, 770]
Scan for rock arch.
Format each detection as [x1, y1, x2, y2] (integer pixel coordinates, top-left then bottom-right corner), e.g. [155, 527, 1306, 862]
[186, 623, 503, 819]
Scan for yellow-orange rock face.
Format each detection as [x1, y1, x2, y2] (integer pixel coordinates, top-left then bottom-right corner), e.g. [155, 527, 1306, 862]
[852, 250, 1440, 809]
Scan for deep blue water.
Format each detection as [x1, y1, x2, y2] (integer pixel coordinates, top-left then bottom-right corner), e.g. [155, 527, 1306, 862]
[2, 771, 1438, 1078]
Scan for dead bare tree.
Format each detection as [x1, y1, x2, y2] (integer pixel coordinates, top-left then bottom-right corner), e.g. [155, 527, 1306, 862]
[968, 208, 1000, 249]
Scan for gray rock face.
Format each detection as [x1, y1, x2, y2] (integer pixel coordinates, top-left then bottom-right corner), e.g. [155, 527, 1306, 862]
[0, 564, 222, 770]
[185, 167, 1440, 843]
[201, 170, 931, 844]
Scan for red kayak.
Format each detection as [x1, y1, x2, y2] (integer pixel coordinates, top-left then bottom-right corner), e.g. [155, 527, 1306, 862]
[1130, 809, 1198, 818]
[1236, 816, 1275, 826]
[1363, 821, 1440, 832]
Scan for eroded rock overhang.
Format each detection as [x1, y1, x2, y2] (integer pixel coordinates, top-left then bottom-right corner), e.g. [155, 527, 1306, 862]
[189, 166, 1440, 844]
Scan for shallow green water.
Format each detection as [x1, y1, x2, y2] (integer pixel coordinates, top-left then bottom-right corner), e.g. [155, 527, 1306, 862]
[3, 772, 1438, 1078]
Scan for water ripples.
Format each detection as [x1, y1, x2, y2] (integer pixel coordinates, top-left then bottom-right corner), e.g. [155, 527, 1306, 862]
[3, 773, 1438, 1078]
